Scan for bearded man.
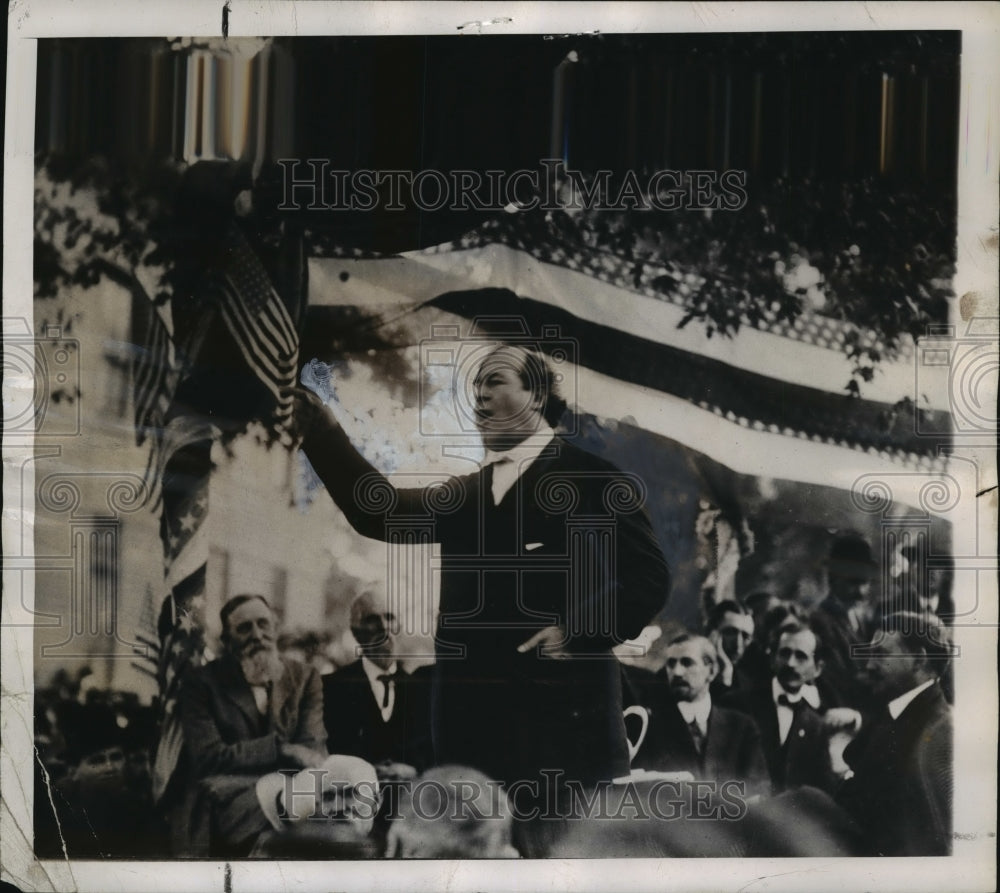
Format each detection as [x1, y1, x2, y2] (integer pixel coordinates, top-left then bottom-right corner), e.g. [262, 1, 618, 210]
[171, 594, 327, 854]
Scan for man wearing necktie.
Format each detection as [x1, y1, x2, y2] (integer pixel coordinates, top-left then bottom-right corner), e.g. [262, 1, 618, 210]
[173, 594, 328, 854]
[634, 634, 767, 797]
[322, 591, 431, 777]
[295, 342, 670, 815]
[723, 623, 836, 794]
[835, 612, 953, 856]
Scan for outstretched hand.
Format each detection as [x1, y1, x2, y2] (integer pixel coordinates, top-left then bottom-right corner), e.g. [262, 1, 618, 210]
[517, 625, 571, 659]
[282, 385, 330, 442]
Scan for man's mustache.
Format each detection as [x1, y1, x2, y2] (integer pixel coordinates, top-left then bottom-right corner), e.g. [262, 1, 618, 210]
[241, 638, 275, 656]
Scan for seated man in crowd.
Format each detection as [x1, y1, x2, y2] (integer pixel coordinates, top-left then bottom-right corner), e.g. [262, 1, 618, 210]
[385, 765, 519, 859]
[835, 612, 953, 856]
[705, 599, 764, 698]
[250, 754, 382, 858]
[323, 591, 432, 780]
[722, 623, 835, 794]
[35, 703, 162, 858]
[629, 633, 768, 797]
[172, 594, 328, 855]
[809, 534, 879, 708]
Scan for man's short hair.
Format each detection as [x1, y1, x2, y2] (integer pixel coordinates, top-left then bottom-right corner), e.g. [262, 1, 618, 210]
[219, 594, 272, 637]
[827, 534, 877, 579]
[665, 633, 717, 670]
[390, 765, 514, 858]
[349, 591, 391, 630]
[881, 611, 954, 664]
[705, 599, 750, 632]
[774, 622, 826, 663]
[761, 603, 807, 653]
[743, 590, 776, 610]
[481, 345, 568, 427]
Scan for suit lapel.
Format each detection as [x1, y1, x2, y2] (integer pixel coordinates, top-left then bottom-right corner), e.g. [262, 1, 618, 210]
[510, 440, 564, 511]
[659, 701, 699, 765]
[751, 691, 783, 780]
[703, 706, 729, 773]
[755, 691, 781, 753]
[218, 656, 266, 729]
[348, 659, 391, 728]
[267, 659, 294, 731]
[890, 684, 948, 753]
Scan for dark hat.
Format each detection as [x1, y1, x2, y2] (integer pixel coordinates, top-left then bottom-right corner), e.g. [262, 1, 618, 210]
[743, 590, 776, 608]
[60, 704, 127, 764]
[827, 535, 877, 579]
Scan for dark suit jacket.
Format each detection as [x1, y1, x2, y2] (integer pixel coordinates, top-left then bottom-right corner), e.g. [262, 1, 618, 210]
[809, 597, 876, 710]
[836, 682, 952, 856]
[624, 671, 768, 797]
[722, 684, 835, 794]
[322, 660, 432, 770]
[170, 654, 326, 855]
[303, 415, 670, 787]
[179, 653, 326, 777]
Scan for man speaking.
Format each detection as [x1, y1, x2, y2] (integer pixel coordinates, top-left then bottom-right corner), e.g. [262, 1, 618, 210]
[294, 343, 669, 806]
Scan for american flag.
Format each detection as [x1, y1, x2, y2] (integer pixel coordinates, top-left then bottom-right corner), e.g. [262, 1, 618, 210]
[129, 209, 303, 801]
[213, 223, 299, 429]
[149, 437, 214, 803]
[132, 301, 178, 448]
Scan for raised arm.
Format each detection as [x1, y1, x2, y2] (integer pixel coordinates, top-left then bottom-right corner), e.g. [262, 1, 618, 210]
[293, 386, 438, 542]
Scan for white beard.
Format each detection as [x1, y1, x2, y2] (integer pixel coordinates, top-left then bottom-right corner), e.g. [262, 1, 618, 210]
[240, 647, 282, 686]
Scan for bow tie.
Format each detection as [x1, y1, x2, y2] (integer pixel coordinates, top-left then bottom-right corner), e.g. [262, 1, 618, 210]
[777, 693, 806, 710]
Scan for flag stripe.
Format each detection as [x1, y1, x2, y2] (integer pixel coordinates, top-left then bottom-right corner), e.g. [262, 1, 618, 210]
[217, 291, 297, 385]
[309, 243, 937, 410]
[218, 302, 297, 377]
[133, 302, 178, 446]
[212, 224, 300, 424]
[307, 252, 949, 462]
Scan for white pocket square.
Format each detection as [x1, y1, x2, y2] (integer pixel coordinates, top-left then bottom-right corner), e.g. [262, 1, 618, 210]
[524, 542, 545, 551]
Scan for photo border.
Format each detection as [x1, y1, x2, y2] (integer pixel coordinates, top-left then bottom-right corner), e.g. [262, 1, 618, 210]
[3, 3, 997, 892]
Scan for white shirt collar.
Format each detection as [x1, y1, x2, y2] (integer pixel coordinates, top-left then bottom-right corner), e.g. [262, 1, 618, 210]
[361, 656, 398, 687]
[888, 678, 935, 720]
[481, 426, 555, 468]
[676, 693, 712, 729]
[481, 426, 555, 504]
[771, 676, 821, 710]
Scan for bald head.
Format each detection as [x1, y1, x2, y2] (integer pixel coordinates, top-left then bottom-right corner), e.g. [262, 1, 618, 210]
[349, 592, 398, 670]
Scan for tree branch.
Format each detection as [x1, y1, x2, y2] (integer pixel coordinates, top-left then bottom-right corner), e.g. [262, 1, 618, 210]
[91, 255, 153, 305]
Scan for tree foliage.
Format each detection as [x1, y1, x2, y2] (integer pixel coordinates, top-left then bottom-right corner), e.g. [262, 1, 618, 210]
[543, 173, 955, 392]
[35, 152, 955, 421]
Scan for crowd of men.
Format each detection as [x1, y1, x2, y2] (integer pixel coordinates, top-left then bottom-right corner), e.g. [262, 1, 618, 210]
[33, 345, 954, 859]
[621, 534, 953, 858]
[34, 537, 954, 860]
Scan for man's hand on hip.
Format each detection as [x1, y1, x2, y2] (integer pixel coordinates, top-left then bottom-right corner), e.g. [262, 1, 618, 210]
[517, 625, 571, 659]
